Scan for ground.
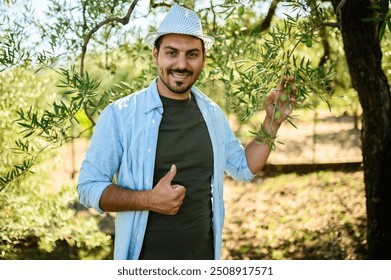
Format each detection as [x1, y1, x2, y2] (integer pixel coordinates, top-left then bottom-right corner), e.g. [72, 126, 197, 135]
[222, 171, 365, 259]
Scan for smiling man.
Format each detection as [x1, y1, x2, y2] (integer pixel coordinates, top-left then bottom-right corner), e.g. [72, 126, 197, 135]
[77, 4, 297, 260]
[154, 34, 205, 98]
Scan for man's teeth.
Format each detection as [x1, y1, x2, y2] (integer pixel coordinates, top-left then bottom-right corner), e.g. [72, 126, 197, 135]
[172, 72, 188, 78]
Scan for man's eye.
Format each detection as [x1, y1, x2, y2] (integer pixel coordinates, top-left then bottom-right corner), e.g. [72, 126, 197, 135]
[188, 52, 200, 58]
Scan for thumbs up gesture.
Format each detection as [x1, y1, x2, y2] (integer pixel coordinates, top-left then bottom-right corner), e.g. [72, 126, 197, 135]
[148, 164, 186, 215]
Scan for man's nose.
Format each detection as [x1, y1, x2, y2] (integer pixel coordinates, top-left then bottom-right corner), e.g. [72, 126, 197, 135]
[176, 54, 187, 70]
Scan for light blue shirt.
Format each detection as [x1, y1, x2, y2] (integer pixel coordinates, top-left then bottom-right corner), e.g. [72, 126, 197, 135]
[77, 79, 255, 259]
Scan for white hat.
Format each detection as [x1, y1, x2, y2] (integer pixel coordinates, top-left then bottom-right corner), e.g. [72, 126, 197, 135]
[145, 4, 215, 52]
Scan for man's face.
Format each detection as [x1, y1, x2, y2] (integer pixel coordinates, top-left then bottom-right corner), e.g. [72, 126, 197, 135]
[153, 34, 205, 99]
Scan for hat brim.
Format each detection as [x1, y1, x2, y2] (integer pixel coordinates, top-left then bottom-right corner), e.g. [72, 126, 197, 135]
[145, 32, 215, 52]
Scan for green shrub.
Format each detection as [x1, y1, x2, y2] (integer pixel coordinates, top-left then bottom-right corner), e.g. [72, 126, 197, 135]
[0, 67, 112, 260]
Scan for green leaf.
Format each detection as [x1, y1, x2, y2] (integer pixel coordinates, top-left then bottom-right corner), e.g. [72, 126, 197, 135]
[370, 4, 382, 12]
[23, 130, 34, 138]
[238, 5, 245, 17]
[379, 21, 387, 40]
[286, 84, 293, 94]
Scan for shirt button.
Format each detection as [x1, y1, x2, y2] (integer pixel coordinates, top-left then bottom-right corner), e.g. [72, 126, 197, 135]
[151, 119, 155, 124]
[147, 148, 152, 152]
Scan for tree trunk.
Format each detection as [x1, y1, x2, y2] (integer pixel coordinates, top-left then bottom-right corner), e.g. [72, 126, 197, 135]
[337, 0, 391, 259]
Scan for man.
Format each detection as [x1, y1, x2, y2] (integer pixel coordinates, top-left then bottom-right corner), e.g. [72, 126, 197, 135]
[77, 4, 297, 260]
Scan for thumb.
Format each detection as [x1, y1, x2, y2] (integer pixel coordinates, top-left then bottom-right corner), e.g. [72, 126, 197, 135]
[161, 164, 177, 184]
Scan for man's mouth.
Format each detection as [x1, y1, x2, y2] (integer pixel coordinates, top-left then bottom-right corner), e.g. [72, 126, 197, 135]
[171, 70, 191, 79]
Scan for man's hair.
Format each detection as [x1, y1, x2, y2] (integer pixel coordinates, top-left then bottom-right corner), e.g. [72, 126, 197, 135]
[154, 35, 206, 54]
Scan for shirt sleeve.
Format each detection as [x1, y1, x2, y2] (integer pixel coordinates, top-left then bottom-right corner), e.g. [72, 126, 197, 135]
[222, 112, 255, 182]
[77, 104, 124, 214]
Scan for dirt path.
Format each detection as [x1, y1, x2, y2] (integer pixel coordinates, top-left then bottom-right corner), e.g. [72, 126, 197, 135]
[263, 111, 361, 164]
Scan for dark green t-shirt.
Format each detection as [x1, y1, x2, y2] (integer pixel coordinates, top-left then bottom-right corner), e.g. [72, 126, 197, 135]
[139, 94, 214, 260]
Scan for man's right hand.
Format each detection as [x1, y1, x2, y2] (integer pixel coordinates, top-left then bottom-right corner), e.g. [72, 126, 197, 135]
[148, 164, 186, 215]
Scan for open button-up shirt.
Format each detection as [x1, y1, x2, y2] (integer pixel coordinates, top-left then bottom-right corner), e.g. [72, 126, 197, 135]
[77, 79, 255, 259]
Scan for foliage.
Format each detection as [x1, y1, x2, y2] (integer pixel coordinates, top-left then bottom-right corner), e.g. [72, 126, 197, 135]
[362, 0, 391, 40]
[1, 0, 362, 186]
[0, 67, 50, 191]
[0, 0, 149, 259]
[0, 0, 150, 189]
[0, 67, 111, 259]
[201, 1, 337, 148]
[0, 4, 31, 71]
[0, 183, 112, 260]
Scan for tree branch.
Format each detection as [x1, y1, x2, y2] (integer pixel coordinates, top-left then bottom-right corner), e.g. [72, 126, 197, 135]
[320, 21, 340, 28]
[79, 0, 139, 126]
[150, 1, 171, 9]
[313, 0, 348, 29]
[80, 0, 139, 77]
[260, 0, 280, 32]
[335, 0, 348, 29]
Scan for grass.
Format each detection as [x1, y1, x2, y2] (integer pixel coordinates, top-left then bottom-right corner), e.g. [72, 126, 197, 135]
[222, 170, 366, 260]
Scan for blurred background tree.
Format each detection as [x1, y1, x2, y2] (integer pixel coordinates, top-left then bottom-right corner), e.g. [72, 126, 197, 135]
[1, 0, 390, 259]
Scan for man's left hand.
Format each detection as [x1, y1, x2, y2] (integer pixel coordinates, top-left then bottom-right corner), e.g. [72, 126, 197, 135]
[264, 75, 298, 133]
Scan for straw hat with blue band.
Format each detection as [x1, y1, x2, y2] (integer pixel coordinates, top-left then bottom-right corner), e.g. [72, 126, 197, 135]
[145, 4, 215, 52]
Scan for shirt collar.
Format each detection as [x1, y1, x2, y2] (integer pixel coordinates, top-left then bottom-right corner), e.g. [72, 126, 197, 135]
[145, 78, 163, 114]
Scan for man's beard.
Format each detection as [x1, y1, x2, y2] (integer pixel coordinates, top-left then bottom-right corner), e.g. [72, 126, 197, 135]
[159, 69, 199, 94]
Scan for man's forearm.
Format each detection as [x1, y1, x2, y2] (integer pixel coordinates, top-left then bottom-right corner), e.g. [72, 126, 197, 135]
[246, 73, 297, 174]
[99, 166, 186, 215]
[245, 119, 280, 174]
[99, 184, 151, 212]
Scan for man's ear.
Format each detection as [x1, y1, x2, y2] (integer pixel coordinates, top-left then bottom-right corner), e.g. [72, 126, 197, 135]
[152, 47, 158, 65]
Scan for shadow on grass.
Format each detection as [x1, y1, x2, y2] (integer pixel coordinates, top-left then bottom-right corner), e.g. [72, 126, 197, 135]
[225, 217, 367, 260]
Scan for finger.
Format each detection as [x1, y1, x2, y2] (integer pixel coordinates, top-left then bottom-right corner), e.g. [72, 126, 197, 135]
[278, 75, 287, 91]
[266, 89, 277, 103]
[291, 85, 298, 95]
[290, 96, 297, 107]
[172, 184, 186, 194]
[161, 164, 177, 184]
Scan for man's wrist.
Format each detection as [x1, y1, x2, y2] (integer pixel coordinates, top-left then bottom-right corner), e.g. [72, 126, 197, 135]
[251, 121, 280, 150]
[261, 118, 280, 138]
